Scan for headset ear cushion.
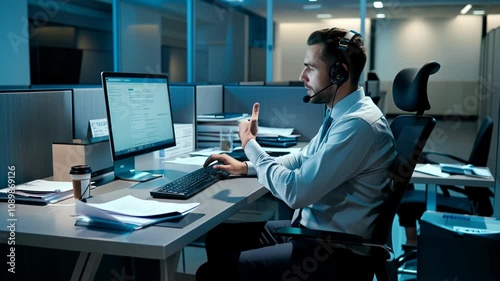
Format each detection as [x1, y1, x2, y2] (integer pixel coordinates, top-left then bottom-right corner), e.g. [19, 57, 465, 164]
[330, 61, 348, 85]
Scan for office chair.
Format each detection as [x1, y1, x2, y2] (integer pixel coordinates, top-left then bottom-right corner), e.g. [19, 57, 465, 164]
[274, 61, 439, 281]
[398, 116, 494, 220]
[395, 115, 494, 273]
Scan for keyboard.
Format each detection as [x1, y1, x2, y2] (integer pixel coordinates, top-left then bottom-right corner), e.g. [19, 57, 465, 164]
[150, 164, 230, 199]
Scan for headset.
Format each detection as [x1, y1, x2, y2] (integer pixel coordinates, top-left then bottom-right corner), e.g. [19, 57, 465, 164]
[303, 29, 363, 103]
[328, 29, 362, 87]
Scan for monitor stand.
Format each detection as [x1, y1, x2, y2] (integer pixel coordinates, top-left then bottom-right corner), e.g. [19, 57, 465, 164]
[113, 157, 162, 182]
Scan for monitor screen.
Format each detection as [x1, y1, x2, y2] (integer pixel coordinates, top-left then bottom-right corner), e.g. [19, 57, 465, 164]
[101, 72, 176, 181]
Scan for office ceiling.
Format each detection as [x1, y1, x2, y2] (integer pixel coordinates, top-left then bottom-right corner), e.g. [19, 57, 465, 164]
[229, 0, 500, 23]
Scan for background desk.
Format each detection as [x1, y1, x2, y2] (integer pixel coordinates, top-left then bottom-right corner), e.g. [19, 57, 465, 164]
[0, 158, 267, 281]
[410, 165, 495, 211]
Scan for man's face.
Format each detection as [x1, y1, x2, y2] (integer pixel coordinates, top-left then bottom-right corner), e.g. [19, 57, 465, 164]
[299, 44, 334, 104]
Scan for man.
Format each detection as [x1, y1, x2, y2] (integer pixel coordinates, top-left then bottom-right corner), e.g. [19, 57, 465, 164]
[196, 27, 396, 281]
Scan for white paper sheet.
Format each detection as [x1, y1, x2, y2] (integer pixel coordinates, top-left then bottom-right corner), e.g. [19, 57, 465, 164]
[156, 123, 195, 159]
[84, 195, 199, 217]
[11, 179, 73, 193]
[163, 156, 209, 167]
[414, 164, 450, 178]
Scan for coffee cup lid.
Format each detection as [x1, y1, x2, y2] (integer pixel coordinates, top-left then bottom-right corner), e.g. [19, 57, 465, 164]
[69, 165, 92, 175]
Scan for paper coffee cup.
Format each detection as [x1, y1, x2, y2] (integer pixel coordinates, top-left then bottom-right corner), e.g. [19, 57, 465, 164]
[69, 165, 92, 200]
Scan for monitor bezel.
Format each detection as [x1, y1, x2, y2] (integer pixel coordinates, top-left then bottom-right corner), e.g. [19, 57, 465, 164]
[101, 71, 176, 162]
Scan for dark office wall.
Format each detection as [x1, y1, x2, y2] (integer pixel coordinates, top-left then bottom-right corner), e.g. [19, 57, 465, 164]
[30, 46, 83, 84]
[249, 47, 266, 82]
[0, 90, 73, 187]
[169, 85, 196, 124]
[29, 24, 112, 85]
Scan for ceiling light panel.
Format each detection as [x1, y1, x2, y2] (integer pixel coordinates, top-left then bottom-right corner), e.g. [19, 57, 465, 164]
[460, 4, 472, 14]
[316, 14, 332, 19]
[303, 4, 321, 10]
[373, 1, 383, 9]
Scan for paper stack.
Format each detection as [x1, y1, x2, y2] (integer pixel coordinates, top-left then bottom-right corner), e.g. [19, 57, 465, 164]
[0, 179, 74, 205]
[197, 113, 249, 148]
[75, 195, 199, 231]
[439, 164, 492, 178]
[197, 112, 299, 148]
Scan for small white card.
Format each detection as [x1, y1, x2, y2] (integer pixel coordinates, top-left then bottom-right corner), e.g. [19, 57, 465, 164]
[415, 164, 450, 178]
[156, 123, 195, 159]
[89, 118, 109, 138]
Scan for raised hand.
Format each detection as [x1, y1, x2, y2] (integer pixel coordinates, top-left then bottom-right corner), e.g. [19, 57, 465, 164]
[238, 103, 260, 149]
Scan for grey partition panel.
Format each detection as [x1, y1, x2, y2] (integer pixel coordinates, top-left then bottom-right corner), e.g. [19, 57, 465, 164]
[491, 28, 500, 218]
[73, 87, 106, 139]
[488, 31, 500, 177]
[170, 85, 196, 124]
[0, 90, 73, 187]
[223, 86, 325, 141]
[196, 85, 223, 115]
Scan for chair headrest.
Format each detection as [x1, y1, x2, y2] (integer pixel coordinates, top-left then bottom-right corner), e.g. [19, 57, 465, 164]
[392, 61, 440, 114]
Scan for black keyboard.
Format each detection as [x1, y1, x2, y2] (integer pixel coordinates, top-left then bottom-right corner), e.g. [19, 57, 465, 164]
[150, 165, 230, 199]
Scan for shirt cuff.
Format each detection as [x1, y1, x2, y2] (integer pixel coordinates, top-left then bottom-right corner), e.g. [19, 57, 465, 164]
[244, 139, 266, 176]
[245, 161, 257, 176]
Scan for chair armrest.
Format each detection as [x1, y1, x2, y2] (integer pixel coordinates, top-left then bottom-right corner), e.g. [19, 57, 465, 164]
[422, 151, 468, 164]
[274, 227, 394, 261]
[396, 248, 417, 272]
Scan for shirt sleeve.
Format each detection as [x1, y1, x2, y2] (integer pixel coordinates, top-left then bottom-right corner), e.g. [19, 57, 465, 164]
[244, 118, 382, 209]
[245, 141, 307, 176]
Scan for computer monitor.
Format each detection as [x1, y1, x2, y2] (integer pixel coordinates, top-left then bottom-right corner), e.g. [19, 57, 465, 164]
[101, 72, 176, 182]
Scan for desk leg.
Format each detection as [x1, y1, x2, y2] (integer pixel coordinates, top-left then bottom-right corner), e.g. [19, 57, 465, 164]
[71, 252, 103, 281]
[160, 251, 181, 281]
[426, 184, 437, 211]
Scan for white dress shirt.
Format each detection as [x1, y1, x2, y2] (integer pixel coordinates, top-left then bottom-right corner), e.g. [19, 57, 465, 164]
[244, 87, 396, 239]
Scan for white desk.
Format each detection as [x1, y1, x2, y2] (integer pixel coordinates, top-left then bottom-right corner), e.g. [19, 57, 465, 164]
[410, 164, 495, 211]
[0, 156, 267, 281]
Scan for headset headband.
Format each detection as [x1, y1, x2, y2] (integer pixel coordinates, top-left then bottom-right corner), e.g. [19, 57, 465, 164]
[338, 30, 360, 52]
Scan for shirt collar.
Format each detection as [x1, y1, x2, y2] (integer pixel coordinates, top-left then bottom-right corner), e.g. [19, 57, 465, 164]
[328, 87, 365, 120]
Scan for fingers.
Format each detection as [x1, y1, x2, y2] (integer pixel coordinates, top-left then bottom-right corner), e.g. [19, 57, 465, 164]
[251, 103, 260, 121]
[204, 154, 224, 167]
[213, 163, 231, 171]
[203, 155, 215, 167]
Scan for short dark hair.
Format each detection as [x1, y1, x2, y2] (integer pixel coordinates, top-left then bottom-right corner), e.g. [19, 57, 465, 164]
[307, 27, 367, 85]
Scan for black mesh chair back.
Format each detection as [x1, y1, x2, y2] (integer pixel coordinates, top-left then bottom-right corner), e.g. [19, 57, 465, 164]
[465, 116, 494, 215]
[468, 116, 493, 166]
[370, 63, 439, 280]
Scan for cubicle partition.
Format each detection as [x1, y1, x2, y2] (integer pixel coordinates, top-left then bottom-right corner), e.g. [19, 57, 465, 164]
[478, 27, 500, 217]
[168, 85, 198, 152]
[196, 85, 223, 115]
[0, 90, 73, 187]
[223, 85, 325, 141]
[72, 87, 106, 139]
